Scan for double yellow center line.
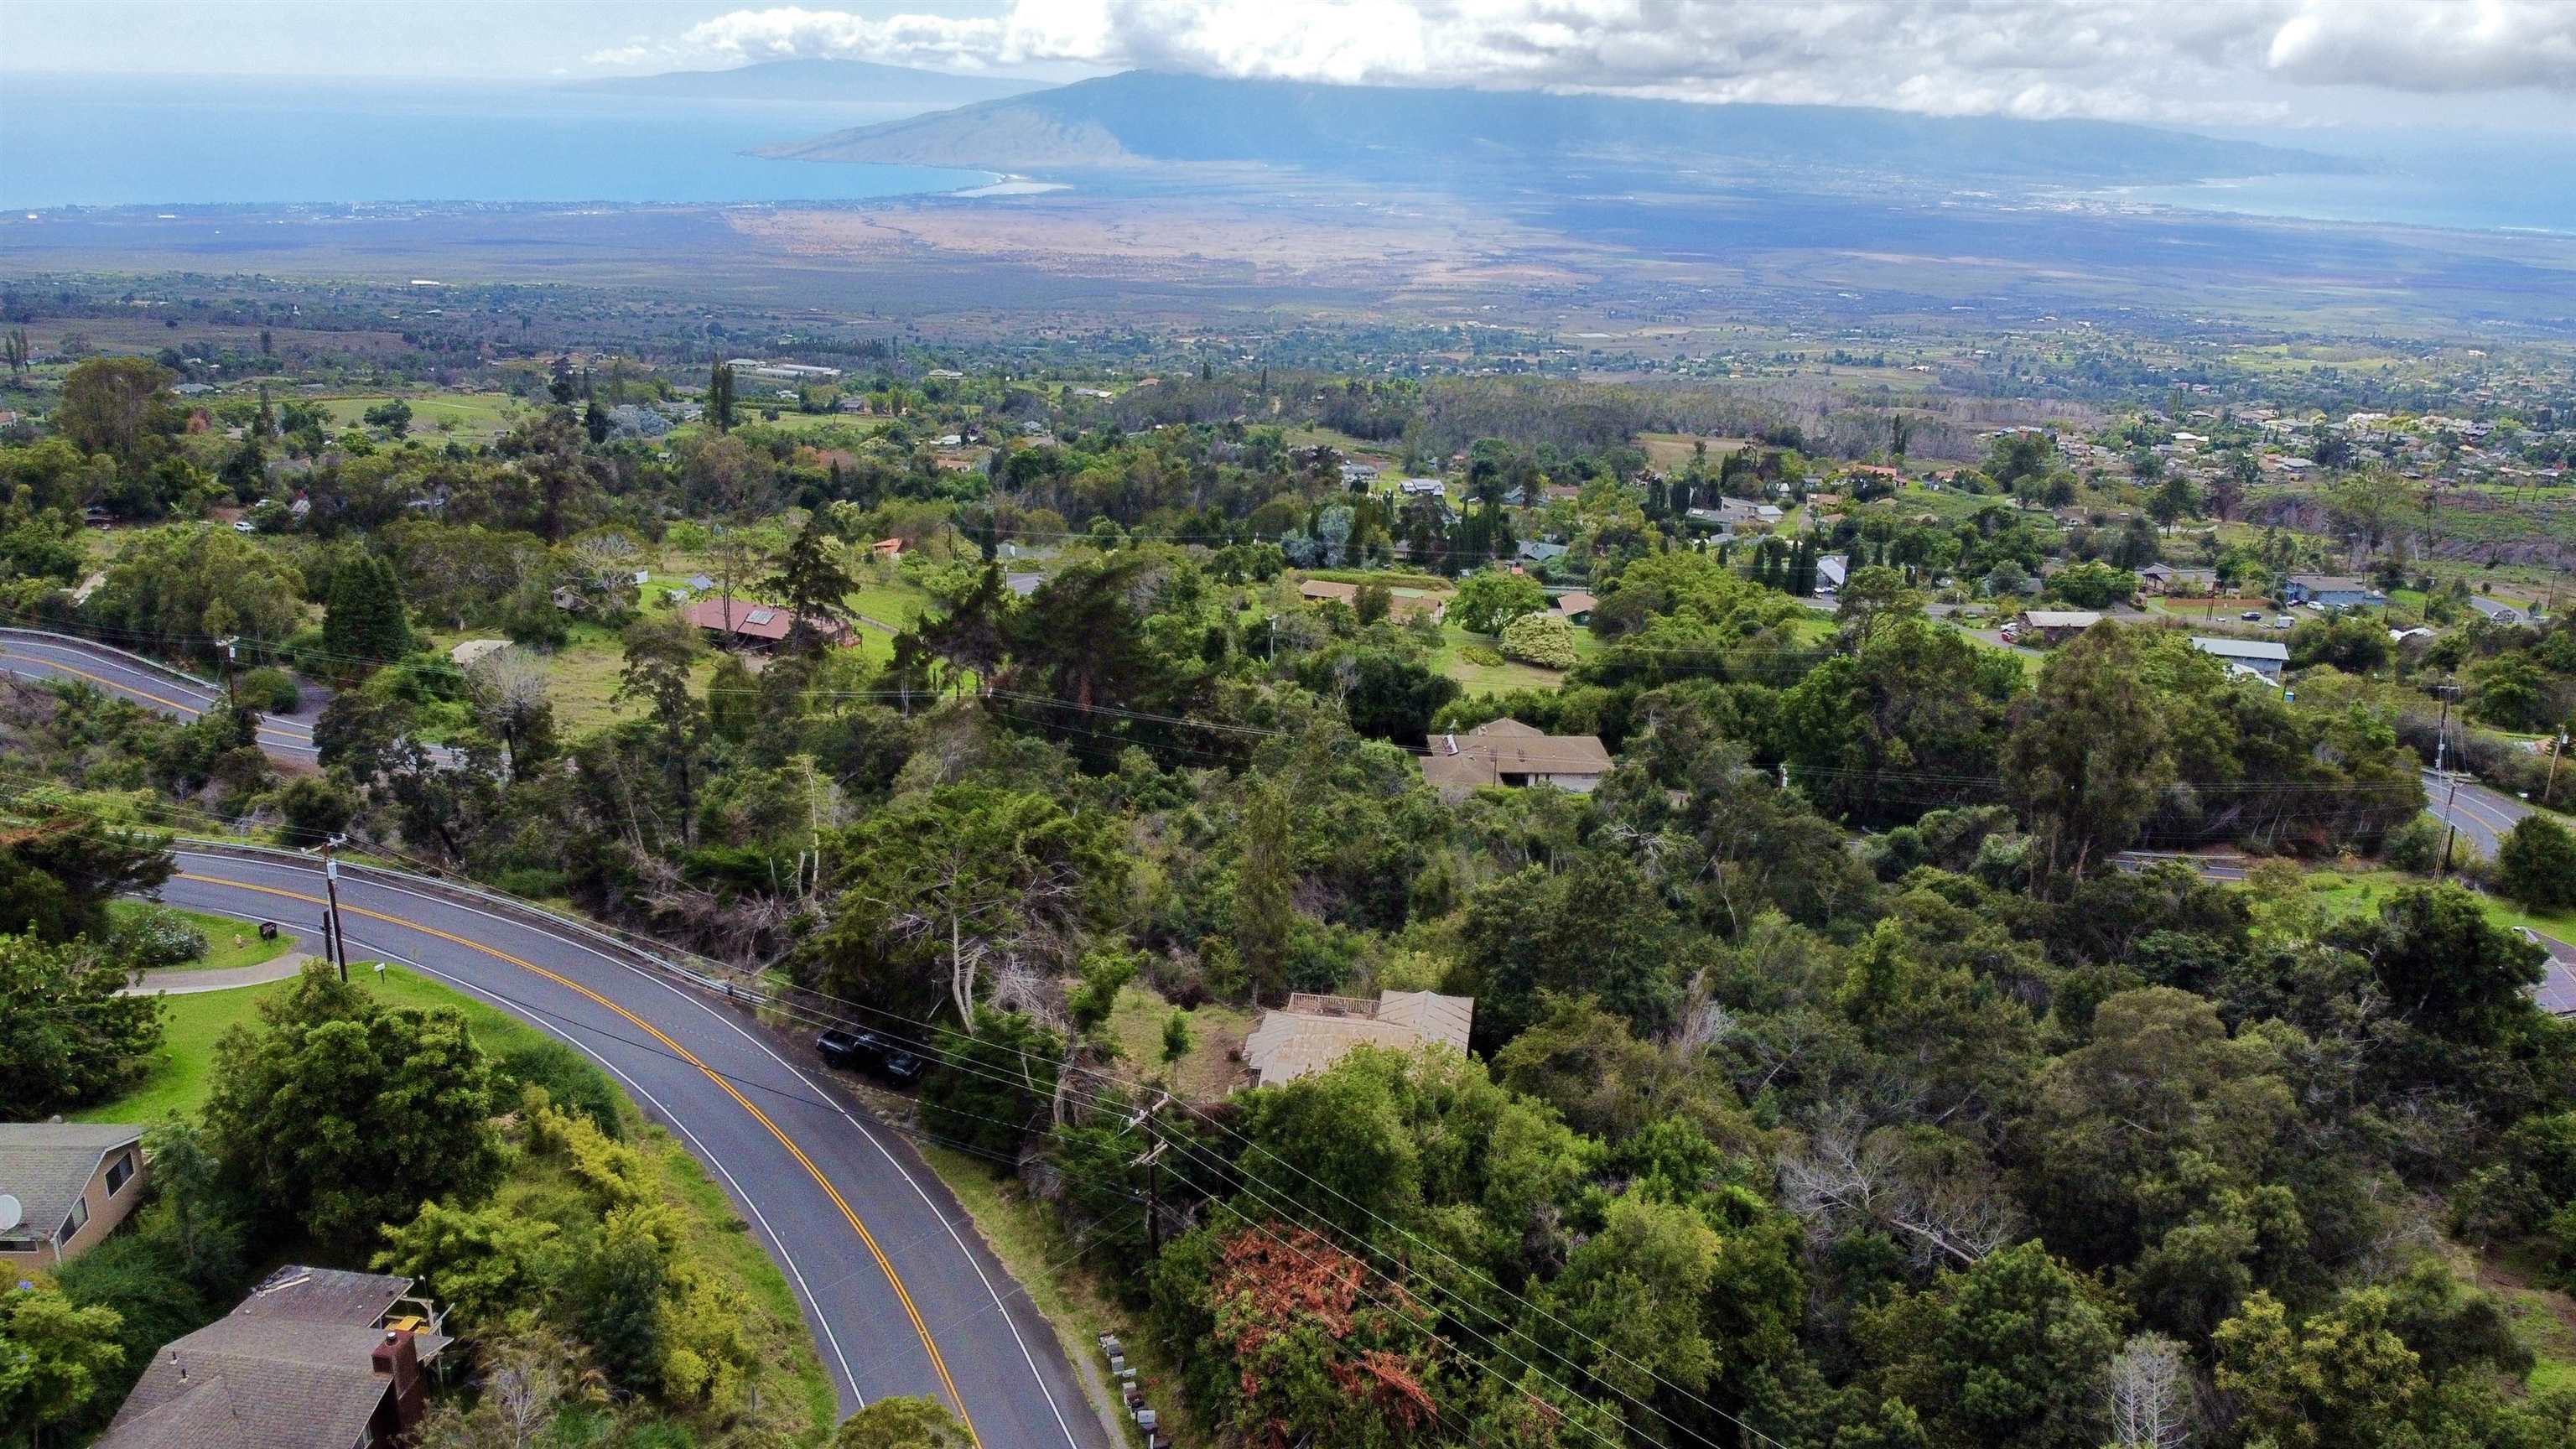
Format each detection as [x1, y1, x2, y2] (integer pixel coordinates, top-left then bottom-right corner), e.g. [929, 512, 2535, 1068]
[175, 871, 979, 1441]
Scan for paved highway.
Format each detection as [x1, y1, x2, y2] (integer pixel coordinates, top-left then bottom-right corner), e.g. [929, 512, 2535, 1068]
[0, 628, 321, 762]
[11, 632, 1107, 1445]
[2422, 769, 2541, 859]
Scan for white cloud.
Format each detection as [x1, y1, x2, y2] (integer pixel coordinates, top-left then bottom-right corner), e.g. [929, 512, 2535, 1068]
[602, 2, 2576, 121]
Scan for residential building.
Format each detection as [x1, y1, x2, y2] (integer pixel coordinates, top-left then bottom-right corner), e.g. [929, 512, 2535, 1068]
[1551, 589, 1597, 625]
[2018, 610, 2102, 645]
[1815, 557, 1848, 595]
[96, 1266, 449, 1449]
[2190, 636, 2290, 681]
[680, 596, 856, 651]
[1517, 540, 1570, 566]
[0, 1123, 146, 1271]
[1395, 477, 1446, 498]
[1243, 990, 1475, 1088]
[1419, 718, 1613, 797]
[2283, 575, 2382, 610]
[1296, 578, 1445, 623]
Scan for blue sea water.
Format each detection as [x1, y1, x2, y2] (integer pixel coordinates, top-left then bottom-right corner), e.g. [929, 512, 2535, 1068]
[2096, 126, 2575, 236]
[0, 75, 993, 208]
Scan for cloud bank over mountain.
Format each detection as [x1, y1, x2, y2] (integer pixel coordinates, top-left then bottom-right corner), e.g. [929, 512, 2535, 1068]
[595, 1, 2576, 125]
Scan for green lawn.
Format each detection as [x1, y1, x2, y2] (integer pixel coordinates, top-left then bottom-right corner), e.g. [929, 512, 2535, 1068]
[1429, 622, 1587, 695]
[1104, 984, 1256, 1099]
[72, 961, 554, 1126]
[109, 901, 299, 973]
[313, 392, 525, 436]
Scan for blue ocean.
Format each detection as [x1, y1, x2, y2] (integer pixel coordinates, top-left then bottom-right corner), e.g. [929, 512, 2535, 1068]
[2096, 126, 2574, 236]
[0, 75, 991, 208]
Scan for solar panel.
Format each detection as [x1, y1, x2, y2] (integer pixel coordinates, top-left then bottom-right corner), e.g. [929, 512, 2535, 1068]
[745, 609, 776, 625]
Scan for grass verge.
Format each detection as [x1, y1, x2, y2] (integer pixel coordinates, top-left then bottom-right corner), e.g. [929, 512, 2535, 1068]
[108, 901, 299, 973]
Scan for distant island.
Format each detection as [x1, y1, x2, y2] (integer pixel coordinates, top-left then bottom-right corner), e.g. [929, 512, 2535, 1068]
[761, 69, 2359, 188]
[575, 57, 1046, 107]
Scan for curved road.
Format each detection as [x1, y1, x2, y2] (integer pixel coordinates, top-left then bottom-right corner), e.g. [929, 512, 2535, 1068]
[2421, 768, 2541, 859]
[0, 628, 321, 763]
[10, 631, 1108, 1446]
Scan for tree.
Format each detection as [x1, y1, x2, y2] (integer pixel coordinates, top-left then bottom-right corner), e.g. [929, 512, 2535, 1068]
[54, 356, 178, 470]
[1351, 579, 1392, 626]
[0, 1280, 127, 1444]
[1452, 570, 1547, 635]
[1861, 1240, 2122, 1449]
[807, 785, 1126, 1026]
[2329, 883, 2545, 1040]
[322, 553, 415, 667]
[466, 647, 555, 782]
[761, 510, 856, 657]
[2215, 1291, 2421, 1449]
[615, 617, 708, 846]
[363, 398, 413, 437]
[1835, 564, 1925, 652]
[2048, 558, 2137, 610]
[2496, 814, 2576, 912]
[2104, 1332, 2193, 1449]
[833, 1396, 973, 1449]
[0, 813, 174, 944]
[709, 361, 736, 434]
[2005, 626, 2174, 886]
[0, 931, 166, 1119]
[1234, 781, 1298, 996]
[2148, 474, 2196, 533]
[1499, 610, 1578, 668]
[202, 966, 501, 1249]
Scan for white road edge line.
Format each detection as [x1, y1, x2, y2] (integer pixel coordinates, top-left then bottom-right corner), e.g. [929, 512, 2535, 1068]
[157, 891, 869, 1415]
[174, 849, 1086, 1448]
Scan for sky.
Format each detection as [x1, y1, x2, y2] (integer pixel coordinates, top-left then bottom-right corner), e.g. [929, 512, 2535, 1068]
[7, 0, 2572, 131]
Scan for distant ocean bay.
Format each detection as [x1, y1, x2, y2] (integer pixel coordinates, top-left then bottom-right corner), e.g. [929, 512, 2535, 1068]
[2090, 126, 2573, 236]
[0, 75, 992, 208]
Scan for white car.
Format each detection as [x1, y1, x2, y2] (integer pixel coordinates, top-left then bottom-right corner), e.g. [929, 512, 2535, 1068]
[231, 519, 257, 534]
[2271, 615, 2293, 629]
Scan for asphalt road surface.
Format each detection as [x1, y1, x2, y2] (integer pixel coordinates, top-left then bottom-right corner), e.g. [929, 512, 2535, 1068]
[0, 628, 320, 763]
[2421, 769, 2539, 858]
[12, 632, 1108, 1445]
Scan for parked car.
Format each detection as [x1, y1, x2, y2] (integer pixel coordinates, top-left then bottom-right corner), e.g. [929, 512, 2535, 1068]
[232, 519, 257, 533]
[814, 1027, 927, 1087]
[2240, 610, 2263, 621]
[2272, 615, 2294, 629]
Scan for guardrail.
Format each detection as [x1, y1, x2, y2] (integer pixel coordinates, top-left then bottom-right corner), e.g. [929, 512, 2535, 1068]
[169, 837, 758, 1004]
[0, 625, 223, 693]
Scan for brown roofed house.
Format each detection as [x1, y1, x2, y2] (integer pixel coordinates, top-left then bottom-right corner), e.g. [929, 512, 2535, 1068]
[0, 1122, 147, 1270]
[96, 1266, 449, 1449]
[1420, 718, 1613, 798]
[681, 596, 856, 652]
[1242, 989, 1476, 1088]
[1296, 579, 1446, 623]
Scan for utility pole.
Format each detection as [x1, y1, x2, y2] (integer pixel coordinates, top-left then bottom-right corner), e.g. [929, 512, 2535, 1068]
[2434, 684, 2461, 880]
[219, 636, 238, 709]
[1129, 1091, 1172, 1251]
[321, 834, 350, 983]
[2550, 730, 2570, 809]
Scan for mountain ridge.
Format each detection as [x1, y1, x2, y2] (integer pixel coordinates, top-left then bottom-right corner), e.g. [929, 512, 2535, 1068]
[575, 58, 1046, 106]
[761, 70, 2358, 186]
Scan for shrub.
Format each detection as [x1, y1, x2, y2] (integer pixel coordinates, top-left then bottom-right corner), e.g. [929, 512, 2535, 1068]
[2496, 814, 2576, 912]
[114, 906, 206, 968]
[1499, 611, 1578, 669]
[237, 666, 300, 714]
[496, 1041, 624, 1139]
[1461, 645, 1505, 667]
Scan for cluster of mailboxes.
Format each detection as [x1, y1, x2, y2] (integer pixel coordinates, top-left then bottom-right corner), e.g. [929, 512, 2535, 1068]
[1098, 1334, 1158, 1445]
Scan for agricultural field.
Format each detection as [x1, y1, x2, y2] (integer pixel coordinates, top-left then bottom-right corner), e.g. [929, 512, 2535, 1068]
[311, 391, 527, 437]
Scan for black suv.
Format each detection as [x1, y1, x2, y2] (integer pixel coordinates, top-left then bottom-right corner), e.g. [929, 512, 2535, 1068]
[814, 1027, 927, 1087]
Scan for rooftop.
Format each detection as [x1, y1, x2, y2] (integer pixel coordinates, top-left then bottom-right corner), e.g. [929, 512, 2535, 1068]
[2189, 636, 2290, 662]
[1242, 990, 1476, 1087]
[0, 1122, 142, 1242]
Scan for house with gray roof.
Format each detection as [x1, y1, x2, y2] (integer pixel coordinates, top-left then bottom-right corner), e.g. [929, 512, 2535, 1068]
[1243, 990, 1476, 1088]
[96, 1265, 449, 1449]
[2190, 636, 2290, 681]
[0, 1122, 146, 1271]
